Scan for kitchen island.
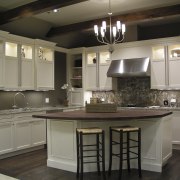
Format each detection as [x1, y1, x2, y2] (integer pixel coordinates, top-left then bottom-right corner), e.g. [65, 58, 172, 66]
[33, 109, 172, 173]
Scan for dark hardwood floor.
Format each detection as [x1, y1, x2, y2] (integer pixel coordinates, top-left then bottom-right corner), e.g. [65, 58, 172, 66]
[0, 149, 180, 180]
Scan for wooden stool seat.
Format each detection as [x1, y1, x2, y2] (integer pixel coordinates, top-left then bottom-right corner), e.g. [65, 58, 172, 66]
[77, 127, 103, 134]
[111, 125, 140, 132]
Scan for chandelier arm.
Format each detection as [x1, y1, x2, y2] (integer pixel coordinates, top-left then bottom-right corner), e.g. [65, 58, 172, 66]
[114, 31, 121, 43]
[104, 35, 110, 44]
[96, 36, 109, 45]
[114, 34, 125, 43]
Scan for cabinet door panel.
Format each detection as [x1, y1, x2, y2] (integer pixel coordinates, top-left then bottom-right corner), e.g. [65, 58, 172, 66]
[99, 64, 112, 90]
[169, 60, 180, 88]
[0, 122, 14, 154]
[31, 119, 46, 146]
[21, 60, 34, 89]
[5, 59, 18, 88]
[172, 111, 180, 145]
[86, 65, 97, 90]
[14, 121, 31, 150]
[37, 62, 54, 89]
[70, 90, 83, 105]
[151, 61, 166, 89]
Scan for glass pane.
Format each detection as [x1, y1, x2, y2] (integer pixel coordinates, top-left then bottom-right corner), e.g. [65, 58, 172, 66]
[21, 45, 32, 59]
[87, 53, 96, 65]
[99, 51, 110, 64]
[169, 44, 180, 58]
[5, 42, 17, 57]
[152, 46, 165, 60]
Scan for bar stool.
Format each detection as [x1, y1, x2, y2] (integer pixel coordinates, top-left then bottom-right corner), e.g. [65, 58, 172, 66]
[108, 125, 142, 179]
[76, 127, 106, 180]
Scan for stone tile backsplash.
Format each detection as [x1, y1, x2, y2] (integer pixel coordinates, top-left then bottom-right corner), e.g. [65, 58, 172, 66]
[92, 77, 180, 107]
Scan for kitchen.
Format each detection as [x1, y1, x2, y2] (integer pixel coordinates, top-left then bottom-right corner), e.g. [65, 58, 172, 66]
[0, 0, 180, 179]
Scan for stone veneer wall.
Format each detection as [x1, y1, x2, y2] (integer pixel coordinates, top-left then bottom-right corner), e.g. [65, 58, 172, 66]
[92, 77, 180, 107]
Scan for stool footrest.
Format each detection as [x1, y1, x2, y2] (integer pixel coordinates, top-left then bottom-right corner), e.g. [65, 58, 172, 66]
[83, 149, 102, 152]
[84, 161, 102, 164]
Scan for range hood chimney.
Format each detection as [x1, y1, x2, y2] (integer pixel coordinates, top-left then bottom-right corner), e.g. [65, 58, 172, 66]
[107, 57, 150, 77]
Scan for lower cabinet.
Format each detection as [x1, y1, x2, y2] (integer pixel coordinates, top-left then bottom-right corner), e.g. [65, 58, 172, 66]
[0, 112, 46, 155]
[172, 111, 180, 148]
[0, 120, 14, 155]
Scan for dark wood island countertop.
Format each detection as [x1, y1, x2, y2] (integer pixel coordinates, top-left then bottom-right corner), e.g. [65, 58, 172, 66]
[33, 109, 172, 121]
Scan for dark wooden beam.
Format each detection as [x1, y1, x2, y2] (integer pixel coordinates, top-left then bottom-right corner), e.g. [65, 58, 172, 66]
[47, 4, 180, 37]
[0, 0, 88, 25]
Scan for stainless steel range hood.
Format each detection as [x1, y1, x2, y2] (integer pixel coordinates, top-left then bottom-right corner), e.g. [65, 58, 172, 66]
[107, 57, 150, 77]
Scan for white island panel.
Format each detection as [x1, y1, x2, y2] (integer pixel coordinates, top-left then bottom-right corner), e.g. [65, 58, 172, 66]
[47, 115, 172, 173]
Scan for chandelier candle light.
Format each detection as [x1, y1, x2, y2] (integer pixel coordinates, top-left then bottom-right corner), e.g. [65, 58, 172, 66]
[94, 0, 126, 53]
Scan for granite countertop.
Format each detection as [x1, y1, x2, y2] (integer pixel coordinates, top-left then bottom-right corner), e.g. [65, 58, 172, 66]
[32, 109, 172, 121]
[0, 105, 83, 115]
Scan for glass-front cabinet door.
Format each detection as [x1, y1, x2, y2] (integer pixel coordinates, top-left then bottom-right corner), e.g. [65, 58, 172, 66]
[151, 45, 166, 89]
[4, 41, 19, 89]
[168, 43, 180, 88]
[86, 52, 98, 90]
[99, 51, 112, 90]
[21, 44, 34, 90]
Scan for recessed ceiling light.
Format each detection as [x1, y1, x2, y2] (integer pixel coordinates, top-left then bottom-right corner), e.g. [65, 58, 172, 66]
[53, 9, 59, 13]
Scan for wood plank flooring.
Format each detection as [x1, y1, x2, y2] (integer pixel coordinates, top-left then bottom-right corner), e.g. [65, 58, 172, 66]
[0, 149, 180, 180]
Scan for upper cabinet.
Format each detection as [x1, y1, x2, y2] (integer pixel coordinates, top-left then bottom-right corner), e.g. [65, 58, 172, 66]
[151, 41, 180, 89]
[86, 52, 98, 90]
[151, 45, 167, 89]
[34, 39, 56, 90]
[4, 35, 34, 90]
[67, 48, 85, 106]
[4, 41, 19, 89]
[168, 44, 180, 89]
[0, 31, 56, 91]
[85, 50, 112, 91]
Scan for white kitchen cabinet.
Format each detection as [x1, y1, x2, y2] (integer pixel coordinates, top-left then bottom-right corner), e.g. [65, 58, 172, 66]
[85, 51, 112, 90]
[4, 36, 35, 90]
[4, 41, 19, 89]
[151, 43, 180, 89]
[99, 51, 112, 90]
[31, 119, 46, 146]
[151, 45, 167, 89]
[14, 119, 31, 150]
[67, 48, 85, 106]
[0, 111, 46, 156]
[0, 115, 14, 155]
[69, 89, 83, 106]
[20, 43, 34, 90]
[172, 111, 180, 148]
[168, 44, 180, 88]
[14, 112, 46, 150]
[35, 39, 56, 90]
[85, 52, 97, 90]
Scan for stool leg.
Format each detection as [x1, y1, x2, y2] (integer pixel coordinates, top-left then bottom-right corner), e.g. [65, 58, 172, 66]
[102, 130, 106, 180]
[80, 132, 83, 180]
[127, 131, 130, 172]
[138, 129, 142, 178]
[108, 127, 112, 176]
[76, 130, 79, 178]
[96, 133, 100, 175]
[119, 130, 123, 180]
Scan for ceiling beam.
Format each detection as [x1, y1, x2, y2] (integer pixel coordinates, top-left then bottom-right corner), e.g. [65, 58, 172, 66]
[0, 0, 88, 25]
[47, 4, 180, 37]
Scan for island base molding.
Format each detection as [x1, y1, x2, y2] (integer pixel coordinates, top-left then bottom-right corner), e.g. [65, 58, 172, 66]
[47, 115, 172, 173]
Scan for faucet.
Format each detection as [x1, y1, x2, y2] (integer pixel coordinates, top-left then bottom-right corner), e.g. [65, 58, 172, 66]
[12, 92, 28, 109]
